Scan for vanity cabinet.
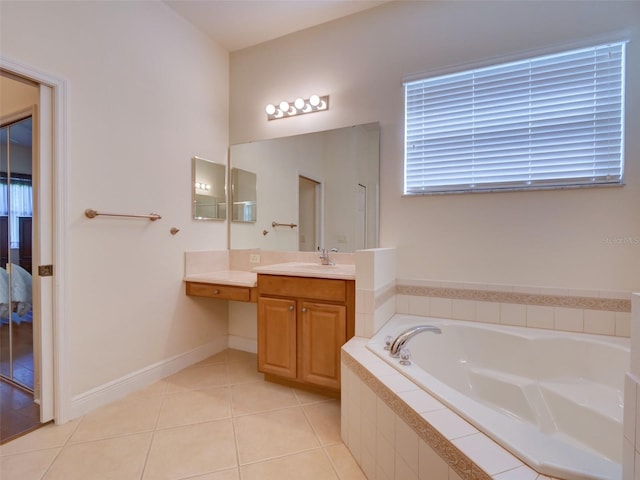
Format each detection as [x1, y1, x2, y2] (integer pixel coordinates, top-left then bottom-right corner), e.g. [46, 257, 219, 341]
[257, 274, 355, 394]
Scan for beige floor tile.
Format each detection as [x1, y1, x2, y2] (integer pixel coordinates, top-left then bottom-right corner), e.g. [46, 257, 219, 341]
[294, 388, 336, 405]
[129, 380, 169, 398]
[142, 419, 237, 480]
[69, 395, 163, 443]
[1, 419, 79, 456]
[234, 406, 320, 464]
[156, 386, 231, 429]
[240, 449, 339, 480]
[227, 360, 263, 385]
[0, 448, 60, 480]
[195, 350, 229, 366]
[325, 444, 367, 480]
[230, 381, 297, 416]
[164, 363, 229, 393]
[304, 400, 342, 445]
[226, 349, 257, 364]
[2, 350, 366, 480]
[188, 468, 240, 479]
[43, 433, 152, 480]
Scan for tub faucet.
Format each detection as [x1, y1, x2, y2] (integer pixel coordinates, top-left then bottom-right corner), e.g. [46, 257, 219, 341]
[389, 325, 442, 357]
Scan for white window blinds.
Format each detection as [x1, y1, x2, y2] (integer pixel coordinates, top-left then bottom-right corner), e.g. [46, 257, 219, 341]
[404, 42, 626, 194]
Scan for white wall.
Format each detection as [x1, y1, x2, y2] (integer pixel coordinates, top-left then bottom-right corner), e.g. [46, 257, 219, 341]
[1, 1, 230, 398]
[230, 0, 640, 292]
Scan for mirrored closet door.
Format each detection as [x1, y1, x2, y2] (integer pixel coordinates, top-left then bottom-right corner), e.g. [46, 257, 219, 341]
[0, 115, 34, 392]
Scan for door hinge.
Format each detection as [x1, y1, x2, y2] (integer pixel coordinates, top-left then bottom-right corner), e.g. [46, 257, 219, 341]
[38, 265, 54, 277]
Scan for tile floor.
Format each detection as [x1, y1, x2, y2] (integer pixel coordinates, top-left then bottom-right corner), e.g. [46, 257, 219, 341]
[0, 349, 366, 480]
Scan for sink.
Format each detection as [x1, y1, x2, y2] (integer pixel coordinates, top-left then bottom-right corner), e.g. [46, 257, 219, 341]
[252, 262, 355, 279]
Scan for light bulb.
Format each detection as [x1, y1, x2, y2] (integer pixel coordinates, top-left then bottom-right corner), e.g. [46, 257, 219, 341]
[265, 104, 276, 115]
[294, 98, 305, 110]
[309, 94, 320, 106]
[279, 101, 290, 112]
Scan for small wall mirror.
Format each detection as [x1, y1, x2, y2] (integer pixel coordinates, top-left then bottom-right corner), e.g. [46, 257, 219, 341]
[231, 168, 257, 223]
[192, 156, 226, 221]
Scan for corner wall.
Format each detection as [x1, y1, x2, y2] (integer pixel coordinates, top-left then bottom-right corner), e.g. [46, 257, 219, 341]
[1, 1, 230, 408]
[230, 0, 640, 293]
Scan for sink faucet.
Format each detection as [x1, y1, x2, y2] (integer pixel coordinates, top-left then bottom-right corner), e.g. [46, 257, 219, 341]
[319, 247, 338, 265]
[389, 325, 442, 357]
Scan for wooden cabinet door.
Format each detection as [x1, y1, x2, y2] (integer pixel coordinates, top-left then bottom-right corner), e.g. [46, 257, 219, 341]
[299, 301, 346, 390]
[258, 297, 297, 379]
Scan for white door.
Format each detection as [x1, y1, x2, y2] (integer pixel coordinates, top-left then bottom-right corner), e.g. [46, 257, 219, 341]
[0, 67, 57, 424]
[298, 176, 322, 252]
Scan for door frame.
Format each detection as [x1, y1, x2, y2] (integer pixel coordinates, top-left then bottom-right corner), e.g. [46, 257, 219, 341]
[297, 170, 324, 251]
[1, 55, 70, 424]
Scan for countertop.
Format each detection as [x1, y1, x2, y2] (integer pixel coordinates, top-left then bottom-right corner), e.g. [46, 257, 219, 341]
[183, 270, 257, 287]
[252, 262, 356, 280]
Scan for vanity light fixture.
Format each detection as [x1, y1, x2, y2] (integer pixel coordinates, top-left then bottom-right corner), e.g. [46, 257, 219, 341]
[265, 94, 329, 121]
[195, 182, 210, 191]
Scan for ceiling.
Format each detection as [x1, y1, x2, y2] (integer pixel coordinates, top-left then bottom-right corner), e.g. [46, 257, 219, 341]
[164, 0, 390, 52]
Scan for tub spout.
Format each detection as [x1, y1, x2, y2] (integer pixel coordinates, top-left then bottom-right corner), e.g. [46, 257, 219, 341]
[389, 325, 441, 357]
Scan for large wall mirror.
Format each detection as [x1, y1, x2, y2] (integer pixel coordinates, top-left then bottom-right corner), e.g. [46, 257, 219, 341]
[192, 156, 226, 221]
[229, 122, 379, 252]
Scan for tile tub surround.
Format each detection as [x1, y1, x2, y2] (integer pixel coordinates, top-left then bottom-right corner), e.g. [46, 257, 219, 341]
[341, 338, 564, 480]
[394, 281, 631, 338]
[351, 246, 629, 341]
[355, 248, 397, 338]
[623, 294, 640, 480]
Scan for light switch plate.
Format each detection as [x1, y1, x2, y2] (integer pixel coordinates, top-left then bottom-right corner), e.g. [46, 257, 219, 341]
[249, 254, 261, 263]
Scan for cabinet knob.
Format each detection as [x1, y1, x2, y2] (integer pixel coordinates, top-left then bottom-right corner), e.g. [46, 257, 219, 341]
[213, 289, 220, 294]
[301, 307, 307, 313]
[289, 305, 294, 311]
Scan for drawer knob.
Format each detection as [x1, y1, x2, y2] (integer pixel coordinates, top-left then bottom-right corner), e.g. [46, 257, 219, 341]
[289, 305, 294, 311]
[214, 289, 220, 294]
[302, 307, 307, 313]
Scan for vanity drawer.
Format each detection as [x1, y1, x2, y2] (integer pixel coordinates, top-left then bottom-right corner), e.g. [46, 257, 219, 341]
[186, 282, 254, 302]
[258, 274, 346, 302]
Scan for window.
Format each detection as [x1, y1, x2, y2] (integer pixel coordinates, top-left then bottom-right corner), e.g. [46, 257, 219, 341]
[404, 42, 626, 194]
[0, 177, 33, 249]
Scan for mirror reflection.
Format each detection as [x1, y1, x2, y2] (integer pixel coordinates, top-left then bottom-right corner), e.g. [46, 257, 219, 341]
[0, 115, 35, 391]
[230, 122, 379, 252]
[192, 156, 226, 221]
[231, 168, 257, 223]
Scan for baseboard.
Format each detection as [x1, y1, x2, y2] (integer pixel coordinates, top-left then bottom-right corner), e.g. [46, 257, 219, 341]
[70, 336, 228, 419]
[228, 335, 257, 354]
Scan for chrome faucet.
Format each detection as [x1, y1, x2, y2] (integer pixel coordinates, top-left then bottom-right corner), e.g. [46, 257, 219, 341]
[319, 247, 338, 265]
[389, 325, 442, 357]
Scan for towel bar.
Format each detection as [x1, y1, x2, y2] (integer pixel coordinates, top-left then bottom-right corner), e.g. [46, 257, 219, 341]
[84, 209, 161, 221]
[272, 221, 297, 229]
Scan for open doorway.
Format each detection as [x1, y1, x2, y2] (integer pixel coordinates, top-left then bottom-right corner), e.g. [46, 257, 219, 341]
[298, 175, 322, 252]
[0, 73, 40, 442]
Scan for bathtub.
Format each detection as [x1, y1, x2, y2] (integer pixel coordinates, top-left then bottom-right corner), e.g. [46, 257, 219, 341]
[367, 314, 630, 480]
